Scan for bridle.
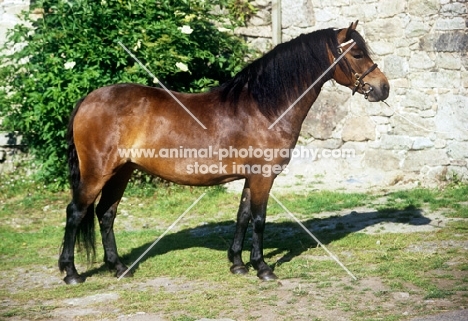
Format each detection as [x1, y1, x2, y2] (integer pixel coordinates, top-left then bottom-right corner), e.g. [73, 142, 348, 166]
[337, 39, 378, 99]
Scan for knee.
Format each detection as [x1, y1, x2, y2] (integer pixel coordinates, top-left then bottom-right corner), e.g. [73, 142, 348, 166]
[66, 203, 85, 226]
[252, 217, 265, 233]
[96, 208, 116, 228]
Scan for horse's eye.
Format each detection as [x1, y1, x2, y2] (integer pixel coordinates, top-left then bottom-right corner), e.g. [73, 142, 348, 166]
[353, 53, 364, 59]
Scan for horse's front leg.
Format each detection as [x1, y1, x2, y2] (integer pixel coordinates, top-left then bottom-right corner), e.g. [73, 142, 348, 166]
[249, 178, 278, 281]
[228, 181, 251, 275]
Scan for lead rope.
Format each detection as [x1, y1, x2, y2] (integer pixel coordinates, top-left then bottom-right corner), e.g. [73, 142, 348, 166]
[380, 101, 451, 135]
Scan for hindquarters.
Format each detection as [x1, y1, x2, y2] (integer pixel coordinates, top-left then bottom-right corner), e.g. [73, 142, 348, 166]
[64, 97, 97, 267]
[59, 88, 139, 284]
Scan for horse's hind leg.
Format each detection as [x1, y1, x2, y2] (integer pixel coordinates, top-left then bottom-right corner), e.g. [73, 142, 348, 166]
[59, 181, 103, 284]
[95, 165, 134, 278]
[228, 181, 251, 275]
[59, 202, 94, 284]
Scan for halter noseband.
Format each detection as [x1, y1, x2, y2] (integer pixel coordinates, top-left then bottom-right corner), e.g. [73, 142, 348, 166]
[337, 40, 378, 100]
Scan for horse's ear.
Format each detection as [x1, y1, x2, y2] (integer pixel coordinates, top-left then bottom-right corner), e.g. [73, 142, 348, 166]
[345, 20, 359, 40]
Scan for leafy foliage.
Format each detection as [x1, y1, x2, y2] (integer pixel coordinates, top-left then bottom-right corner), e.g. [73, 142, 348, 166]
[0, 0, 251, 187]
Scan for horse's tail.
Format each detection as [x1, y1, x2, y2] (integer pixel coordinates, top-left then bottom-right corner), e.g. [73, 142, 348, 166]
[67, 98, 84, 192]
[67, 97, 96, 263]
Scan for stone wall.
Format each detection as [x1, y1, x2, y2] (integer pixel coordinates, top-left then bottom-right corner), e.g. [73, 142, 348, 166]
[1, 0, 467, 190]
[237, 0, 468, 190]
[0, 0, 29, 173]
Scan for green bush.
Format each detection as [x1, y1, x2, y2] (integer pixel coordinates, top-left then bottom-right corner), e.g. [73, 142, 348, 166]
[0, 0, 252, 188]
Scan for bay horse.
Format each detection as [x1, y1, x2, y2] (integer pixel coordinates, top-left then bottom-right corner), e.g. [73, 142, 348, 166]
[59, 21, 389, 284]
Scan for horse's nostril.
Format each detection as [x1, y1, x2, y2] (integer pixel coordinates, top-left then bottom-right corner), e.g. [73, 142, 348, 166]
[381, 83, 390, 100]
[381, 83, 389, 94]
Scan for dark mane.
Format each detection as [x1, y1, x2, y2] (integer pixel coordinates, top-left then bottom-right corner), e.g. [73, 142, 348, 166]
[218, 28, 343, 117]
[348, 29, 372, 57]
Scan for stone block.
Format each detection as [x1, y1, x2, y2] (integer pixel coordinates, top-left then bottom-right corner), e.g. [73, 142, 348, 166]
[390, 78, 409, 89]
[249, 11, 271, 27]
[409, 51, 436, 70]
[405, 19, 431, 38]
[435, 17, 466, 31]
[371, 41, 395, 56]
[391, 112, 436, 136]
[447, 141, 468, 160]
[307, 138, 343, 150]
[436, 53, 462, 70]
[379, 134, 413, 150]
[302, 88, 349, 140]
[441, 2, 467, 15]
[282, 0, 315, 28]
[434, 139, 447, 149]
[376, 124, 392, 134]
[421, 32, 468, 53]
[434, 94, 468, 141]
[412, 137, 434, 150]
[463, 71, 468, 88]
[341, 116, 376, 142]
[248, 37, 271, 52]
[365, 103, 394, 116]
[377, 0, 405, 18]
[410, 71, 460, 88]
[366, 17, 405, 38]
[235, 26, 271, 38]
[314, 7, 338, 23]
[408, 0, 439, 16]
[420, 109, 437, 118]
[371, 116, 390, 125]
[384, 55, 409, 79]
[252, 0, 270, 7]
[363, 149, 401, 171]
[403, 149, 450, 172]
[400, 89, 435, 110]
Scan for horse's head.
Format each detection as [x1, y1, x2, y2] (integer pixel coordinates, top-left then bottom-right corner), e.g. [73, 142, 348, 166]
[332, 21, 390, 102]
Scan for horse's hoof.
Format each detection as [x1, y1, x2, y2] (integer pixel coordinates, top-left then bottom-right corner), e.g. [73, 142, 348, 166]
[116, 269, 133, 279]
[230, 265, 249, 275]
[63, 275, 86, 285]
[257, 270, 278, 281]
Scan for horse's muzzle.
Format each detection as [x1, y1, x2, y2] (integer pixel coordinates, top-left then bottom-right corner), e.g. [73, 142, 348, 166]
[366, 81, 390, 102]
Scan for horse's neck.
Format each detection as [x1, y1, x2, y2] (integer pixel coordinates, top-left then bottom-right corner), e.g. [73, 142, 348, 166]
[271, 83, 324, 138]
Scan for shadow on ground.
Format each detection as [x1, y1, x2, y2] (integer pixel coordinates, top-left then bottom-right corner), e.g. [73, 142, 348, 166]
[84, 206, 431, 278]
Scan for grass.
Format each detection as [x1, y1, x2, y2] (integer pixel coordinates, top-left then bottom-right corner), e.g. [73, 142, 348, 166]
[0, 175, 467, 320]
[377, 185, 468, 218]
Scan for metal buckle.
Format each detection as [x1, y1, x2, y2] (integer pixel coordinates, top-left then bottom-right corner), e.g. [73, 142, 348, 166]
[362, 83, 374, 99]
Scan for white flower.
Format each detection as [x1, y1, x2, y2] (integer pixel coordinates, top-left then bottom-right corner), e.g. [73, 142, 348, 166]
[178, 25, 193, 35]
[175, 62, 189, 72]
[64, 61, 76, 70]
[153, 77, 159, 84]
